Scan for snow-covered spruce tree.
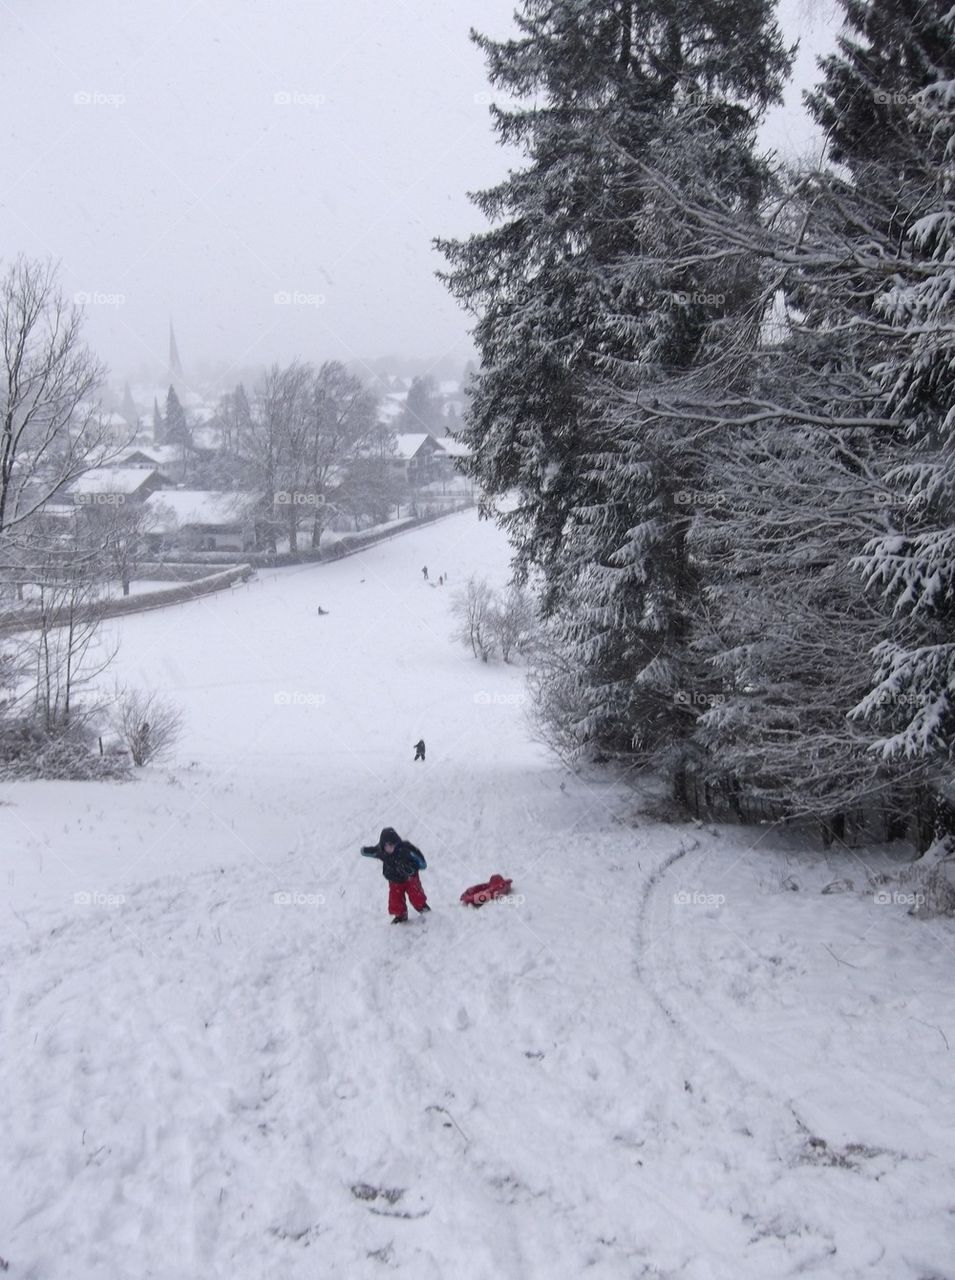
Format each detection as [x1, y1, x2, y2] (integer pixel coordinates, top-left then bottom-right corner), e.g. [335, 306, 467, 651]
[614, 0, 953, 831]
[437, 0, 792, 764]
[163, 385, 190, 448]
[650, 160, 920, 825]
[830, 0, 955, 787]
[686, 414, 920, 826]
[555, 116, 794, 765]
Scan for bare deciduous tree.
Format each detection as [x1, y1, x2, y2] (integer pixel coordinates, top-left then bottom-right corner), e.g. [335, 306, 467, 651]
[489, 586, 536, 663]
[239, 361, 380, 553]
[451, 575, 498, 662]
[0, 255, 121, 538]
[306, 362, 380, 546]
[77, 497, 158, 596]
[27, 538, 114, 734]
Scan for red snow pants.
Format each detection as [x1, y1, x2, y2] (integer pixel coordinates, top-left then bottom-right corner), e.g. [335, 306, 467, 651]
[388, 873, 427, 916]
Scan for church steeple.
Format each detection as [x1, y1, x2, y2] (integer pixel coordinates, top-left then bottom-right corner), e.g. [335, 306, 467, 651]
[168, 320, 185, 391]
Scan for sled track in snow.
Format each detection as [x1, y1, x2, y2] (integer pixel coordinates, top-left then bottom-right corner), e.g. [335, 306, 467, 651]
[635, 832, 811, 1136]
[627, 834, 869, 1277]
[632, 835, 697, 1030]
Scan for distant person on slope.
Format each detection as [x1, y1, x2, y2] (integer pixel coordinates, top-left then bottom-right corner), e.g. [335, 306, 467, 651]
[360, 826, 430, 924]
[422, 565, 429, 580]
[413, 738, 426, 762]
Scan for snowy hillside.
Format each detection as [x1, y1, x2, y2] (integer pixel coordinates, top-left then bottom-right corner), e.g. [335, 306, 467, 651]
[1, 509, 953, 1279]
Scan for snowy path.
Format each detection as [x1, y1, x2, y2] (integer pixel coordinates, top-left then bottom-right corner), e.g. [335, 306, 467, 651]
[1, 509, 953, 1278]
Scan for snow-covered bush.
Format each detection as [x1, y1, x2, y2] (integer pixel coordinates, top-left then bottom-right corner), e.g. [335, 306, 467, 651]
[488, 586, 536, 663]
[0, 717, 130, 781]
[452, 578, 538, 665]
[891, 838, 955, 919]
[111, 688, 184, 766]
[525, 625, 593, 763]
[450, 575, 498, 663]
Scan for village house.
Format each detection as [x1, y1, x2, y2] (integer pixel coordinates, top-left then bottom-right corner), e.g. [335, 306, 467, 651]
[142, 490, 258, 553]
[109, 442, 200, 485]
[388, 433, 449, 487]
[66, 466, 169, 507]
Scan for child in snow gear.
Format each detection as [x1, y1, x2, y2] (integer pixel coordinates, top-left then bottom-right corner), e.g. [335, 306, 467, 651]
[413, 739, 426, 761]
[361, 827, 430, 923]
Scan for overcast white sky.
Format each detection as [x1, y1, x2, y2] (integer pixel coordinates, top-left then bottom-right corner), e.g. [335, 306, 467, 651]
[1, 0, 840, 389]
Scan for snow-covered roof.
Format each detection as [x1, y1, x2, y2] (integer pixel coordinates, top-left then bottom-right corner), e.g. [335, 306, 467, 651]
[391, 433, 438, 459]
[36, 503, 76, 522]
[101, 411, 133, 429]
[434, 437, 471, 458]
[144, 490, 257, 531]
[68, 467, 163, 496]
[112, 444, 185, 468]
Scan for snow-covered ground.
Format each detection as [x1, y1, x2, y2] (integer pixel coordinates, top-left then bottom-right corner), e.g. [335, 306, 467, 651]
[1, 509, 953, 1279]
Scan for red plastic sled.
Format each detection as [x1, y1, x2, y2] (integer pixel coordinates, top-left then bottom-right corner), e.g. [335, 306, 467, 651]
[460, 874, 513, 907]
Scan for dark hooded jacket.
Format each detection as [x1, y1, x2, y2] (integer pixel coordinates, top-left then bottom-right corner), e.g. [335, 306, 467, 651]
[360, 827, 427, 883]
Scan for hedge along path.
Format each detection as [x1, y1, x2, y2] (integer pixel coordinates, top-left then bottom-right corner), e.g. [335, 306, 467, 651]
[0, 501, 476, 634]
[0, 565, 256, 635]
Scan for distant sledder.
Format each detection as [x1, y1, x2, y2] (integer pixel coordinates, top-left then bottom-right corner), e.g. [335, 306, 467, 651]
[361, 826, 430, 924]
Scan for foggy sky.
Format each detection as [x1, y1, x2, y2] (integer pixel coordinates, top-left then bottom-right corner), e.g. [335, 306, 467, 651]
[2, 0, 840, 391]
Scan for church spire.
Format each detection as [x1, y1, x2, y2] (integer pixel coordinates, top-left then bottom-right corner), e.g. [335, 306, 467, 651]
[168, 321, 184, 387]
